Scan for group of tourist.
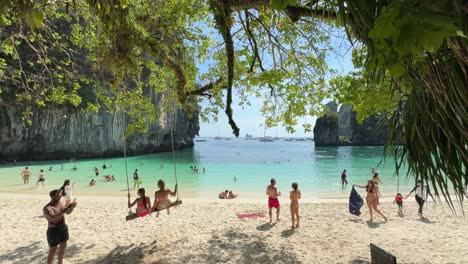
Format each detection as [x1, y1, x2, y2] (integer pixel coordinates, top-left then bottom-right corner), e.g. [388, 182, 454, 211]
[189, 165, 205, 174]
[218, 190, 238, 199]
[127, 179, 178, 217]
[21, 167, 47, 187]
[265, 178, 301, 229]
[349, 168, 437, 222]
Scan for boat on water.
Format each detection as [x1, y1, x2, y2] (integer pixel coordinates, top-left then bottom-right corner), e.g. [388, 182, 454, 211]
[214, 136, 222, 140]
[294, 138, 306, 141]
[284, 138, 293, 141]
[195, 139, 207, 142]
[245, 133, 254, 140]
[258, 136, 274, 142]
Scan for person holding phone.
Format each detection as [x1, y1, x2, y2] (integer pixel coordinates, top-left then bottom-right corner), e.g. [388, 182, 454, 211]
[43, 190, 77, 264]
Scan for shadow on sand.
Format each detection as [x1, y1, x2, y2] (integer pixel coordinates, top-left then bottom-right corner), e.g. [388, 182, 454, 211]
[81, 242, 157, 264]
[256, 222, 277, 231]
[155, 229, 301, 264]
[0, 241, 89, 264]
[349, 258, 370, 264]
[418, 217, 434, 224]
[366, 220, 381, 229]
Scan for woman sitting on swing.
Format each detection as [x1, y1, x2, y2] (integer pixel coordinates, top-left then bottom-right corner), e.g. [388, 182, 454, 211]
[153, 180, 177, 217]
[128, 188, 151, 218]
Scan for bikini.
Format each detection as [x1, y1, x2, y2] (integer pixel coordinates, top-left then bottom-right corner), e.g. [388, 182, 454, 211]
[136, 202, 150, 217]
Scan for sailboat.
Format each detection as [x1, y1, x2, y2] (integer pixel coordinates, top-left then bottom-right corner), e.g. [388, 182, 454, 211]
[258, 123, 274, 142]
[214, 125, 222, 140]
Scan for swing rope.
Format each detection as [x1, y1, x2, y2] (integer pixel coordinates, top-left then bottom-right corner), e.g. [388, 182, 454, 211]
[169, 102, 179, 201]
[124, 131, 130, 196]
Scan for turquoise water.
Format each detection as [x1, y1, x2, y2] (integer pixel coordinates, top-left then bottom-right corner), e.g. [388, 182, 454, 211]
[0, 138, 417, 199]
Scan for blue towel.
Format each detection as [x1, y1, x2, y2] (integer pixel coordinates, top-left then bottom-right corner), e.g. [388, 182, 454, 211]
[349, 186, 363, 216]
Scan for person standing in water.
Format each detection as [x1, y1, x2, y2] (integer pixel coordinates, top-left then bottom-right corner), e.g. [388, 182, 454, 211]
[133, 169, 142, 189]
[22, 167, 32, 184]
[290, 182, 301, 228]
[37, 169, 46, 188]
[341, 169, 348, 187]
[43, 189, 77, 264]
[266, 178, 281, 223]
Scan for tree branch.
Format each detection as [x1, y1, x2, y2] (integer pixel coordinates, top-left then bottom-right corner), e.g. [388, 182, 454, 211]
[186, 78, 226, 97]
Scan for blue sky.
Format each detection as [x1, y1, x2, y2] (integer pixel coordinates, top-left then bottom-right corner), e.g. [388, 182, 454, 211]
[196, 26, 355, 138]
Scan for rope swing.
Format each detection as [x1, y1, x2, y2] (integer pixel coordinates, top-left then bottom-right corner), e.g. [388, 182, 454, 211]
[125, 102, 182, 221]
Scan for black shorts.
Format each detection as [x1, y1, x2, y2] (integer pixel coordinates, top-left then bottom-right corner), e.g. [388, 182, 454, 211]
[46, 223, 69, 247]
[39, 178, 45, 182]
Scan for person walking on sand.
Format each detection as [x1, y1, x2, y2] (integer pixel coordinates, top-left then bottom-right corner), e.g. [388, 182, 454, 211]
[22, 167, 32, 184]
[266, 178, 281, 223]
[37, 169, 46, 188]
[290, 182, 301, 228]
[354, 181, 387, 223]
[406, 180, 435, 218]
[133, 169, 142, 189]
[341, 169, 348, 187]
[43, 189, 77, 264]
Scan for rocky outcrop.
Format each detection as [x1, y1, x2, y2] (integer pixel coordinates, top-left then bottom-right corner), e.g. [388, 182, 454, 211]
[350, 111, 388, 146]
[313, 102, 387, 146]
[313, 102, 340, 146]
[338, 103, 353, 138]
[0, 92, 199, 160]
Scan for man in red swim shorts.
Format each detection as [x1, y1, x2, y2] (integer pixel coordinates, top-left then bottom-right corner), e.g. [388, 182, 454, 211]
[266, 178, 281, 223]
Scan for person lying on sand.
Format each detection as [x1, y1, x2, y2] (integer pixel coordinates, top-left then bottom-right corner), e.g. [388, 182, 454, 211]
[219, 190, 229, 199]
[228, 191, 238, 199]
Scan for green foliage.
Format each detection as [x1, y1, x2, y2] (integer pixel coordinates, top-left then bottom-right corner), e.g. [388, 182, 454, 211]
[366, 0, 463, 77]
[339, 136, 351, 144]
[1, 0, 466, 206]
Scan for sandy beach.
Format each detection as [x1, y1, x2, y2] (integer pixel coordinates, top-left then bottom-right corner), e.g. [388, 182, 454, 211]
[0, 193, 467, 264]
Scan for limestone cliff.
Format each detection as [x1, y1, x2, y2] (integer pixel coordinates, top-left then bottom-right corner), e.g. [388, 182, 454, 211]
[0, 93, 199, 160]
[313, 102, 387, 146]
[313, 102, 340, 146]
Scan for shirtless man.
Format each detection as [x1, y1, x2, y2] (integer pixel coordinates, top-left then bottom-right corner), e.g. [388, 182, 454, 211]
[22, 167, 32, 184]
[152, 180, 177, 217]
[266, 178, 281, 223]
[43, 189, 77, 264]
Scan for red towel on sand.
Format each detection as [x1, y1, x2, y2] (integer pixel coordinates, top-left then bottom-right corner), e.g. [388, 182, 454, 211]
[236, 213, 265, 219]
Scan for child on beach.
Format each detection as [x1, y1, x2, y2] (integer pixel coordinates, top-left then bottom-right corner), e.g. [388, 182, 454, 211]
[290, 182, 301, 228]
[394, 193, 404, 215]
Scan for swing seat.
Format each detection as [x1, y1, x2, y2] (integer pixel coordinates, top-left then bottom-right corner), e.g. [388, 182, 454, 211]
[125, 200, 182, 221]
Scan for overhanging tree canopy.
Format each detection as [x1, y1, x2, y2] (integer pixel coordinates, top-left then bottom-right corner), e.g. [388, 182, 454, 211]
[0, 0, 466, 208]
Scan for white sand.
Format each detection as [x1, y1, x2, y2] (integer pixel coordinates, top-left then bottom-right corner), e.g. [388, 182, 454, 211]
[0, 193, 467, 264]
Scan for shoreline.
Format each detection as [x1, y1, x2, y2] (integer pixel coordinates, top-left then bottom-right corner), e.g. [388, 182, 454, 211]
[0, 192, 467, 263]
[0, 191, 405, 204]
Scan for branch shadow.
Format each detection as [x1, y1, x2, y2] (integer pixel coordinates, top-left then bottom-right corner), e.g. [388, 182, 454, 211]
[0, 241, 44, 263]
[157, 229, 301, 264]
[256, 222, 276, 231]
[81, 241, 158, 264]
